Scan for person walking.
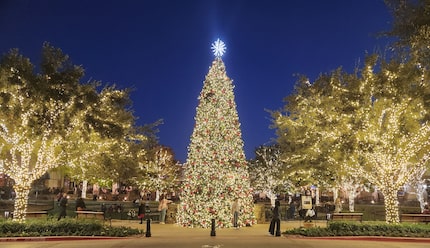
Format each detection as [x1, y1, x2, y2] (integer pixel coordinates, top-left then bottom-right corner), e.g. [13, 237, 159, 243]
[158, 195, 172, 224]
[268, 200, 281, 236]
[231, 198, 240, 228]
[57, 193, 68, 221]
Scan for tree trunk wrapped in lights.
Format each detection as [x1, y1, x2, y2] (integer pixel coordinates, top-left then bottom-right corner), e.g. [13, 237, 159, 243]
[0, 129, 62, 222]
[380, 187, 401, 224]
[177, 40, 255, 228]
[12, 185, 31, 221]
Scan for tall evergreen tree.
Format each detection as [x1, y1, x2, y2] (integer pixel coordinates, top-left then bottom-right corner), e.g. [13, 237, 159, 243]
[177, 40, 255, 228]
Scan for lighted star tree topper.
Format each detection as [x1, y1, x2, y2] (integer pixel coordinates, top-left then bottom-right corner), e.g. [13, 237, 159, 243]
[211, 38, 226, 57]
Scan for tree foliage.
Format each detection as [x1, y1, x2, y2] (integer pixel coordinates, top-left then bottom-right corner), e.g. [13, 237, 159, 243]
[384, 0, 430, 45]
[248, 145, 290, 201]
[273, 54, 430, 223]
[0, 43, 158, 221]
[134, 145, 181, 197]
[272, 0, 430, 224]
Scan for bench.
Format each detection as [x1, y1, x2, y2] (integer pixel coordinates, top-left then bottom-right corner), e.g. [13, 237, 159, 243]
[401, 214, 430, 224]
[75, 210, 105, 220]
[25, 211, 48, 218]
[145, 212, 160, 222]
[331, 212, 363, 222]
[7, 211, 48, 219]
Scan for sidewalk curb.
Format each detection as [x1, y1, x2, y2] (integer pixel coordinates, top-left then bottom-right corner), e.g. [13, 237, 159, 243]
[3, 235, 430, 243]
[290, 236, 430, 243]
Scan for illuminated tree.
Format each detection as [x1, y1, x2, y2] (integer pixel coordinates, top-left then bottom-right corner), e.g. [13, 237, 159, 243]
[353, 58, 430, 223]
[79, 87, 140, 183]
[0, 45, 79, 221]
[63, 93, 159, 199]
[134, 145, 180, 201]
[248, 145, 290, 206]
[274, 54, 430, 223]
[273, 3, 430, 220]
[62, 131, 113, 197]
[61, 86, 160, 201]
[177, 40, 255, 228]
[273, 70, 366, 211]
[0, 44, 155, 221]
[384, 0, 430, 213]
[57, 84, 109, 197]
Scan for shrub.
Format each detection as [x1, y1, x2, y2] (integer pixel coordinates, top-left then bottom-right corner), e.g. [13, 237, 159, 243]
[285, 221, 430, 238]
[0, 219, 142, 237]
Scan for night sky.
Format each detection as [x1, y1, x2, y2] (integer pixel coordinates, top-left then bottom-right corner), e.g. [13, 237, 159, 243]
[0, 1, 393, 162]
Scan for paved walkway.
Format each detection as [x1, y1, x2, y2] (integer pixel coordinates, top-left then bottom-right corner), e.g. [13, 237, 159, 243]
[108, 219, 327, 237]
[111, 219, 430, 243]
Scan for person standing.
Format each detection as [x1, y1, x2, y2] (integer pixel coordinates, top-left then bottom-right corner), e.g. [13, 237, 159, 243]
[268, 200, 281, 236]
[287, 201, 296, 219]
[57, 193, 68, 221]
[138, 202, 145, 224]
[231, 198, 240, 228]
[158, 195, 172, 224]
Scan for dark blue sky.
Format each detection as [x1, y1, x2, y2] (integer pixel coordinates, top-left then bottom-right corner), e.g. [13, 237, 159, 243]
[0, 1, 393, 162]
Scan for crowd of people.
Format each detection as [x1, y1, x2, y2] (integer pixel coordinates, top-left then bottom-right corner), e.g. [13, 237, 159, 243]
[50, 186, 430, 231]
[53, 191, 176, 226]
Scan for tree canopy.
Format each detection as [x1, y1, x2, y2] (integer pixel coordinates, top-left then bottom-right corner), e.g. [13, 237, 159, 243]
[272, 0, 430, 223]
[0, 43, 158, 221]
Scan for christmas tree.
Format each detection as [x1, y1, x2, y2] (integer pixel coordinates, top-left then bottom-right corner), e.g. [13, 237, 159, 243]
[177, 39, 255, 228]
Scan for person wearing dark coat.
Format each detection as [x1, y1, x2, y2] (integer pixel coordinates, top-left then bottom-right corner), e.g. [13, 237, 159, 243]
[57, 193, 68, 221]
[268, 200, 281, 236]
[138, 203, 145, 224]
[287, 201, 296, 219]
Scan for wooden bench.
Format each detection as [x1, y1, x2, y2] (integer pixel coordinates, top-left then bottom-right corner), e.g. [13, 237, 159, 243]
[401, 214, 430, 224]
[145, 211, 160, 222]
[331, 212, 363, 222]
[75, 210, 105, 220]
[8, 211, 48, 219]
[26, 211, 48, 218]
